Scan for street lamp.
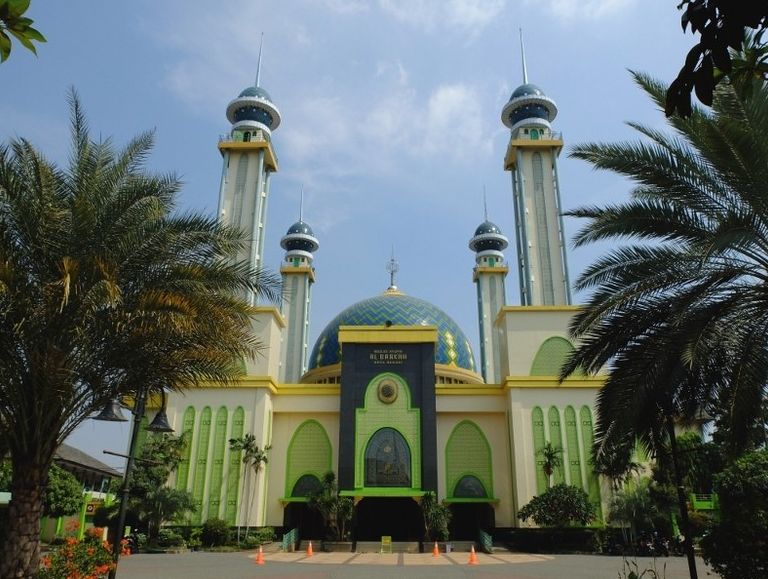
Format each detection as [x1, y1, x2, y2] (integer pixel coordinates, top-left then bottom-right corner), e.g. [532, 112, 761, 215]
[95, 389, 173, 579]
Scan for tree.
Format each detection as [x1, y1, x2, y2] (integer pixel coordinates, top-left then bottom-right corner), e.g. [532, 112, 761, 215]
[42, 464, 82, 519]
[0, 90, 281, 579]
[0, 0, 45, 62]
[134, 487, 196, 546]
[125, 433, 194, 545]
[561, 71, 768, 460]
[306, 471, 354, 542]
[700, 450, 768, 579]
[420, 491, 451, 542]
[538, 442, 563, 489]
[228, 434, 270, 540]
[589, 438, 641, 492]
[517, 484, 596, 528]
[667, 2, 768, 116]
[607, 478, 664, 548]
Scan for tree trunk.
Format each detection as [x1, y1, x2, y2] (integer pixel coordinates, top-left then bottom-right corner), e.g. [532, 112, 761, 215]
[0, 462, 46, 579]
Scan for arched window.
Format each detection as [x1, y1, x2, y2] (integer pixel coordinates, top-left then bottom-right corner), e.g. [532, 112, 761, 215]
[531, 128, 539, 140]
[453, 475, 487, 498]
[291, 474, 323, 497]
[243, 131, 251, 142]
[364, 428, 411, 487]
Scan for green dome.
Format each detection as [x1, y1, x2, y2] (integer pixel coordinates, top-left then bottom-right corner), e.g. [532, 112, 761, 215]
[309, 291, 476, 371]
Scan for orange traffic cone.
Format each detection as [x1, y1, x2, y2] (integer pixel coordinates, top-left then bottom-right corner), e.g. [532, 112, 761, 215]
[468, 545, 478, 565]
[255, 545, 264, 565]
[307, 541, 314, 557]
[432, 541, 439, 557]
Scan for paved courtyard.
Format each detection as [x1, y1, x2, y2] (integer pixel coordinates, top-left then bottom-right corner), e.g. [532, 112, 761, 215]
[115, 550, 713, 579]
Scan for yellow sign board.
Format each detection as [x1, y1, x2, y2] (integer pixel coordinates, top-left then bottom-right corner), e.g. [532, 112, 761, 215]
[380, 535, 392, 554]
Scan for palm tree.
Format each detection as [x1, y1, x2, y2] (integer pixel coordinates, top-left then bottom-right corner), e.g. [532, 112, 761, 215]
[0, 90, 281, 579]
[561, 71, 768, 460]
[538, 442, 563, 489]
[228, 434, 270, 540]
[560, 71, 768, 579]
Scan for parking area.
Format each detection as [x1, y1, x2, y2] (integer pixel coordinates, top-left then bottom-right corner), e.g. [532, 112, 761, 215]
[115, 550, 711, 579]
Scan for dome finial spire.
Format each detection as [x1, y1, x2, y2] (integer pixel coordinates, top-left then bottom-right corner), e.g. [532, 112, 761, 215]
[255, 32, 264, 87]
[519, 28, 528, 84]
[483, 184, 488, 221]
[299, 185, 304, 222]
[386, 248, 399, 291]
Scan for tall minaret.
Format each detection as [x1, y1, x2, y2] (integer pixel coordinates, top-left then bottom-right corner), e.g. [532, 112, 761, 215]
[217, 37, 281, 305]
[500, 33, 571, 306]
[469, 200, 509, 383]
[279, 198, 319, 383]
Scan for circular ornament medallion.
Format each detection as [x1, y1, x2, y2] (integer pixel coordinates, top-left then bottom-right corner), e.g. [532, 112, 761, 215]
[377, 378, 398, 404]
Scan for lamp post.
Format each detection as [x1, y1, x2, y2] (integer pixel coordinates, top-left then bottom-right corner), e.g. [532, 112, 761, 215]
[95, 389, 173, 579]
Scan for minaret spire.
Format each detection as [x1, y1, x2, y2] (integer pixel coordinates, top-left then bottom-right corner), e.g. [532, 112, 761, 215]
[299, 185, 304, 222]
[386, 248, 399, 291]
[255, 32, 264, 87]
[519, 28, 528, 84]
[483, 185, 489, 221]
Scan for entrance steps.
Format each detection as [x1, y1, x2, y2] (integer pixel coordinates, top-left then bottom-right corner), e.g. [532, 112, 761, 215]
[355, 541, 420, 553]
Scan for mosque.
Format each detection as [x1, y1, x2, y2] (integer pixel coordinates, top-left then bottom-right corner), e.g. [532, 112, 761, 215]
[156, 59, 607, 543]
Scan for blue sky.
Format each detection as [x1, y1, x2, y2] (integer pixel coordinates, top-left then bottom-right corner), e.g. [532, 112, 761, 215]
[1, 1, 694, 468]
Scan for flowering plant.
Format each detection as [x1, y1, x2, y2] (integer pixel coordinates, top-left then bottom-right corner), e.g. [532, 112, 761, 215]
[37, 522, 128, 579]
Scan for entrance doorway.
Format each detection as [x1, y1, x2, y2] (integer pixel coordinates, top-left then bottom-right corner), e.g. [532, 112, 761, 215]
[283, 503, 325, 541]
[354, 497, 421, 541]
[449, 503, 495, 540]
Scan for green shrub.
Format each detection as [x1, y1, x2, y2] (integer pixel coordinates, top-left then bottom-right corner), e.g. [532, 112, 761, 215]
[518, 484, 596, 528]
[201, 518, 230, 547]
[701, 450, 768, 579]
[156, 529, 185, 548]
[239, 535, 260, 550]
[252, 526, 275, 543]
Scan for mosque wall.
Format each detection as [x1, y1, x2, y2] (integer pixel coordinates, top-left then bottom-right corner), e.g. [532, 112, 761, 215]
[495, 305, 581, 377]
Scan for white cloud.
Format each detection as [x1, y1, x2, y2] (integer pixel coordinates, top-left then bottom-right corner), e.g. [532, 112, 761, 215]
[379, 0, 505, 32]
[530, 0, 635, 20]
[419, 83, 492, 157]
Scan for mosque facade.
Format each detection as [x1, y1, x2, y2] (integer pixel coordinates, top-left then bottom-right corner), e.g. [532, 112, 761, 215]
[157, 64, 607, 542]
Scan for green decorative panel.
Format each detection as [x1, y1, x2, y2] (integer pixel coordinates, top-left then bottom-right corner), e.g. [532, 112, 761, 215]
[445, 421, 493, 499]
[175, 407, 196, 491]
[192, 406, 212, 524]
[580, 406, 603, 519]
[285, 420, 332, 497]
[565, 406, 584, 489]
[224, 407, 244, 525]
[548, 407, 566, 485]
[207, 407, 228, 520]
[531, 407, 547, 494]
[530, 337, 576, 376]
[355, 373, 421, 489]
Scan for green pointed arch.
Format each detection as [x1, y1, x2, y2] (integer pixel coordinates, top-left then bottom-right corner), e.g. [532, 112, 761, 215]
[531, 407, 547, 494]
[548, 407, 566, 485]
[564, 406, 584, 489]
[207, 406, 229, 520]
[530, 336, 576, 376]
[224, 407, 244, 524]
[580, 406, 603, 519]
[285, 420, 332, 498]
[175, 407, 196, 491]
[192, 406, 212, 524]
[355, 373, 421, 490]
[446, 420, 493, 499]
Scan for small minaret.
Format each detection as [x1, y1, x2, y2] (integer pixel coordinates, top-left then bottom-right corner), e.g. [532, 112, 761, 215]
[217, 35, 281, 305]
[469, 199, 509, 383]
[279, 198, 319, 383]
[500, 31, 571, 306]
